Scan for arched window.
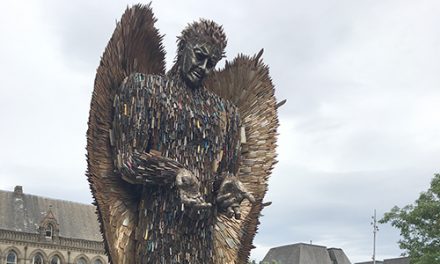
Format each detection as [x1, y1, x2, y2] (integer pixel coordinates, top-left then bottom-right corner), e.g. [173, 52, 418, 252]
[76, 257, 87, 264]
[32, 253, 44, 264]
[6, 251, 17, 264]
[94, 259, 103, 264]
[45, 224, 53, 238]
[50, 255, 61, 264]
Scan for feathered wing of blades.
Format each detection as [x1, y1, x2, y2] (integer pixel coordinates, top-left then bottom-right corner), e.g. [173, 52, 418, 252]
[86, 4, 165, 263]
[205, 51, 279, 264]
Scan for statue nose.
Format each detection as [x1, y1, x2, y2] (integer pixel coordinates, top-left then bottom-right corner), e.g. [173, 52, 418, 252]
[200, 59, 209, 73]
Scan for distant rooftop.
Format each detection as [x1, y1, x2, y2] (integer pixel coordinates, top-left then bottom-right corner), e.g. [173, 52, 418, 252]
[262, 242, 351, 264]
[383, 257, 410, 264]
[354, 257, 409, 264]
[0, 186, 103, 241]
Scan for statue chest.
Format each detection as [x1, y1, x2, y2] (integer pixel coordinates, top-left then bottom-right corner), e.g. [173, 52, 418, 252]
[150, 82, 231, 176]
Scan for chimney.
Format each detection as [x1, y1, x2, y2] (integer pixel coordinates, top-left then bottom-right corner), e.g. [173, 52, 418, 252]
[14, 185, 23, 195]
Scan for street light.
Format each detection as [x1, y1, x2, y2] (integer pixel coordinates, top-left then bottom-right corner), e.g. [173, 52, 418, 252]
[371, 209, 379, 264]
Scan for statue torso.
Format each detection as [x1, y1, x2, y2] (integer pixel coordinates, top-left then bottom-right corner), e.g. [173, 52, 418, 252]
[133, 73, 240, 263]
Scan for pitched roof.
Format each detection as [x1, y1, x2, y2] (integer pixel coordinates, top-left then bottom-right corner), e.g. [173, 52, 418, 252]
[0, 186, 102, 242]
[384, 257, 410, 264]
[328, 248, 352, 264]
[262, 243, 351, 264]
[355, 257, 409, 264]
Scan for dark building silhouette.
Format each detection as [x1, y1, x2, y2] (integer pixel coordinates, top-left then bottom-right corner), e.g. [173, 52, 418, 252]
[354, 257, 409, 264]
[262, 243, 352, 264]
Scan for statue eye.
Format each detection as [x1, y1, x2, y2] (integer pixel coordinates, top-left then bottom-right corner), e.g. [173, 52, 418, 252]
[195, 51, 204, 60]
[207, 59, 214, 69]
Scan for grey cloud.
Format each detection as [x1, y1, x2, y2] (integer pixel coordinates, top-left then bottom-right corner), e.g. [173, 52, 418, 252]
[1, 0, 440, 262]
[36, 1, 130, 72]
[0, 163, 92, 204]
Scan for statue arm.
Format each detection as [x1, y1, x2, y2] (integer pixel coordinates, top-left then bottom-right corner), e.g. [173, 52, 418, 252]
[118, 149, 185, 185]
[110, 73, 211, 208]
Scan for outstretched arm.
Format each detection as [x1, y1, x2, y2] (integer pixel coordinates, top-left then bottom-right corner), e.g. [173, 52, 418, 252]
[111, 73, 210, 207]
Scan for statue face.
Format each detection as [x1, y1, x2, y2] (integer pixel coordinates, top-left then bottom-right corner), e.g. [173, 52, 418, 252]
[180, 43, 219, 88]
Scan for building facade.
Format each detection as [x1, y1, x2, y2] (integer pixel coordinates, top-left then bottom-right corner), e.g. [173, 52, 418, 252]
[0, 186, 107, 264]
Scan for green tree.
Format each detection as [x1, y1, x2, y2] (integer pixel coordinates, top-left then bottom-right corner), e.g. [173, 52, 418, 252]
[380, 174, 440, 264]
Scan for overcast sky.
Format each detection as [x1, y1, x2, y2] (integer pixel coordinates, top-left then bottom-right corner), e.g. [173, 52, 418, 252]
[1, 0, 439, 263]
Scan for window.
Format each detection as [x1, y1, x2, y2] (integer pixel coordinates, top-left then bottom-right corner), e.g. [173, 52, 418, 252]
[6, 251, 17, 264]
[45, 224, 53, 238]
[32, 253, 44, 264]
[94, 259, 103, 264]
[77, 257, 87, 264]
[51, 255, 61, 264]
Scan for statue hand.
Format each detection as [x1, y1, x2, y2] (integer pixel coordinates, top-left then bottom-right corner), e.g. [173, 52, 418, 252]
[176, 169, 212, 209]
[216, 175, 255, 219]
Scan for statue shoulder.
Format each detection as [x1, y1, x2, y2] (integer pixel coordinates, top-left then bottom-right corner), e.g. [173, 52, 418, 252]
[204, 89, 239, 117]
[119, 73, 172, 96]
[118, 73, 178, 110]
[122, 73, 166, 87]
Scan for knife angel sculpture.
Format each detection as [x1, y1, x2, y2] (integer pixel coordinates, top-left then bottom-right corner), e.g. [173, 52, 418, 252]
[87, 4, 279, 264]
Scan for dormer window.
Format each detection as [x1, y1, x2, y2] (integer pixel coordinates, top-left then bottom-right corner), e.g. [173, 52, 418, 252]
[45, 224, 53, 238]
[39, 207, 59, 241]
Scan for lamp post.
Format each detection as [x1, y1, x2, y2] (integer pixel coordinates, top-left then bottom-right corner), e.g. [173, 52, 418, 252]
[371, 209, 379, 264]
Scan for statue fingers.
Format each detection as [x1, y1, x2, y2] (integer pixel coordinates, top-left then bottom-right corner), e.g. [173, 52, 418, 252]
[242, 191, 256, 204]
[216, 193, 232, 203]
[226, 206, 235, 218]
[175, 173, 184, 186]
[180, 189, 211, 208]
[180, 194, 196, 205]
[220, 196, 237, 209]
[219, 178, 234, 190]
[193, 198, 212, 209]
[176, 169, 198, 187]
[224, 203, 240, 219]
[232, 204, 241, 219]
[234, 182, 255, 204]
[181, 194, 211, 209]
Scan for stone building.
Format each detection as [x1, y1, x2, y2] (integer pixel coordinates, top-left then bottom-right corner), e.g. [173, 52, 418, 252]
[0, 186, 107, 264]
[262, 243, 352, 264]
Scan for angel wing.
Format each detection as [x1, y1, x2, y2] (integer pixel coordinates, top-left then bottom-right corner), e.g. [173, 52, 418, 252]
[86, 4, 165, 263]
[205, 51, 279, 263]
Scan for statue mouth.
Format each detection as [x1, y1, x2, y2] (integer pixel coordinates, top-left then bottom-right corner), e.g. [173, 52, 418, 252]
[189, 69, 204, 82]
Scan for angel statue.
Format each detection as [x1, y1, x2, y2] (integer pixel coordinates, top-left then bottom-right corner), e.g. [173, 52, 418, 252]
[87, 4, 279, 264]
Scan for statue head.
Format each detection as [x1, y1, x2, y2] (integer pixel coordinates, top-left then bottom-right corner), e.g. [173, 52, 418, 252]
[175, 19, 227, 89]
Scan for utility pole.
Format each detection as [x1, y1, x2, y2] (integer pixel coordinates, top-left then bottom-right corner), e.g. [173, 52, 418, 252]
[371, 209, 379, 264]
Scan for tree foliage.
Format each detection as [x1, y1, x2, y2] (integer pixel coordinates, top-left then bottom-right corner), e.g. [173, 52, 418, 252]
[380, 174, 440, 264]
